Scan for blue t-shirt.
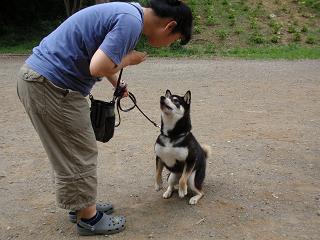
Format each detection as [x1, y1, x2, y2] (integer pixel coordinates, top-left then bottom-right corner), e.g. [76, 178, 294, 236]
[26, 2, 143, 96]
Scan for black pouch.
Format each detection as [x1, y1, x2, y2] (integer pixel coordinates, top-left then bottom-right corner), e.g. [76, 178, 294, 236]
[89, 95, 115, 143]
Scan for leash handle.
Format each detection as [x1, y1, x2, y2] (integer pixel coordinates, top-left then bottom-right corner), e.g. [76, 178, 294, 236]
[113, 69, 127, 100]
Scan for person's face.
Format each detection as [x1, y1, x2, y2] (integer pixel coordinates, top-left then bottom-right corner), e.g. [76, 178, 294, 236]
[148, 32, 182, 47]
[147, 20, 182, 47]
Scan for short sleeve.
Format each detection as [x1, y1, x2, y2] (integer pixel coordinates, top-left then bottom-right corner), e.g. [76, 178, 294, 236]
[99, 14, 142, 65]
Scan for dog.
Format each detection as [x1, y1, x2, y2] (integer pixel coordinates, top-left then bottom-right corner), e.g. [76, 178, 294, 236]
[154, 90, 210, 205]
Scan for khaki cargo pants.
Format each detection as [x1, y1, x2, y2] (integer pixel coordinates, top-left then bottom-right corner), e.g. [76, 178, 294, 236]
[17, 64, 98, 210]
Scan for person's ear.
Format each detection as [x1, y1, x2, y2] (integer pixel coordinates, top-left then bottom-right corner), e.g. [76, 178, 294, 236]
[165, 20, 177, 33]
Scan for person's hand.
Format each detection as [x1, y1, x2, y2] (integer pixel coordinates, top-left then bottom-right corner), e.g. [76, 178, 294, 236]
[123, 87, 129, 98]
[126, 50, 147, 66]
[117, 80, 129, 98]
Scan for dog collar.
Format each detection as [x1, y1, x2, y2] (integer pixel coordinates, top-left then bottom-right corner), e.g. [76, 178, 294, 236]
[161, 132, 190, 140]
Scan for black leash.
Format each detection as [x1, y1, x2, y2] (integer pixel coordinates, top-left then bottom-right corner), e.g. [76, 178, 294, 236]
[113, 69, 160, 128]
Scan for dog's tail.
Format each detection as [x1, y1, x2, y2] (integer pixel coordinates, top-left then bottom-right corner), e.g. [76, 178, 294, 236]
[201, 144, 212, 159]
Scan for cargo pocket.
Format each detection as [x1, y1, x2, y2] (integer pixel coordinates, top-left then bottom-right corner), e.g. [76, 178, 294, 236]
[18, 66, 47, 116]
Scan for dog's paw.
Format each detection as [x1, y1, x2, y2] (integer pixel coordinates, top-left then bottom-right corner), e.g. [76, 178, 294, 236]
[155, 183, 163, 191]
[178, 186, 187, 198]
[163, 188, 173, 199]
[189, 196, 199, 205]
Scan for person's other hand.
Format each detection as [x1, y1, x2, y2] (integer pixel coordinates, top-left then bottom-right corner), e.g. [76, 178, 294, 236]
[127, 50, 147, 66]
[122, 86, 129, 98]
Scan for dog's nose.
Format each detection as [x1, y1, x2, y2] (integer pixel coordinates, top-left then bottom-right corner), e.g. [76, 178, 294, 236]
[160, 96, 165, 103]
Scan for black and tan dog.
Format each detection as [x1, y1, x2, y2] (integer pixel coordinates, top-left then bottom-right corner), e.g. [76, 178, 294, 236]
[154, 90, 210, 204]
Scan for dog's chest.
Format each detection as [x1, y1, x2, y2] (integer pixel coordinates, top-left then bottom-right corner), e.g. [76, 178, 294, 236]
[155, 136, 188, 167]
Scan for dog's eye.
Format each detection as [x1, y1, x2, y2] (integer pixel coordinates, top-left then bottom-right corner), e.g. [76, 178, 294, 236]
[173, 99, 181, 108]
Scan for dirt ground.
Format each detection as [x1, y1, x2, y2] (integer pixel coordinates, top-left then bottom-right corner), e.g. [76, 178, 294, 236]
[0, 56, 319, 240]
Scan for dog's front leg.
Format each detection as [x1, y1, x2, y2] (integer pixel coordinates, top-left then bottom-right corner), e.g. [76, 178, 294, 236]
[155, 156, 164, 191]
[178, 162, 194, 198]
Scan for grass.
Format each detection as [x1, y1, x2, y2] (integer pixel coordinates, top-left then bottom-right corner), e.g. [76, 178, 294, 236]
[0, 21, 58, 54]
[182, 0, 320, 59]
[136, 39, 320, 60]
[221, 45, 320, 59]
[0, 40, 39, 54]
[1, 0, 320, 59]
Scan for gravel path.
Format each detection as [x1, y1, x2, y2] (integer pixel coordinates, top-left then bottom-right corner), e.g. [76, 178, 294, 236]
[0, 56, 319, 240]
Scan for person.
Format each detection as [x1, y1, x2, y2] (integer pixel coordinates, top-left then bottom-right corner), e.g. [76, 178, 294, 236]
[17, 0, 193, 236]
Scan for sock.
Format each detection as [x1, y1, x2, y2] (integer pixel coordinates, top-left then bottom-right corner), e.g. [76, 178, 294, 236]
[80, 211, 103, 226]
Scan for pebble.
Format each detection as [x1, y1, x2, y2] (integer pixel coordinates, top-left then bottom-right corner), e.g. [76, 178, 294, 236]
[317, 210, 320, 216]
[269, 13, 276, 18]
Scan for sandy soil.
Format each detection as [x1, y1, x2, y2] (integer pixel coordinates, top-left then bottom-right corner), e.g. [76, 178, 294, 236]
[0, 56, 319, 240]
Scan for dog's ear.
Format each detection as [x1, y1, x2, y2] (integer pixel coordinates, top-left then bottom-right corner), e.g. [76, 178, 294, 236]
[165, 89, 172, 97]
[184, 91, 191, 104]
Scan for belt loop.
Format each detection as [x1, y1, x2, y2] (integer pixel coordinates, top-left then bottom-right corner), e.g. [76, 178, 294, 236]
[63, 89, 69, 97]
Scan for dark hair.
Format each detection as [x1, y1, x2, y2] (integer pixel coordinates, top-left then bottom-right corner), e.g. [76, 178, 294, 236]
[148, 0, 193, 45]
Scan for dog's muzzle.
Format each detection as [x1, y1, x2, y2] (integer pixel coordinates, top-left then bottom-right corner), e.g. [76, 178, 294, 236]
[160, 97, 172, 110]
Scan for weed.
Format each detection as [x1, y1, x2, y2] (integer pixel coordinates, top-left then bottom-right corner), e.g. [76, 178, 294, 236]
[194, 25, 201, 34]
[204, 43, 216, 54]
[222, 0, 230, 6]
[306, 35, 316, 44]
[229, 18, 236, 26]
[216, 29, 229, 40]
[250, 18, 259, 30]
[288, 25, 297, 33]
[234, 27, 244, 35]
[270, 35, 281, 43]
[249, 33, 265, 44]
[206, 15, 217, 26]
[301, 25, 309, 32]
[293, 32, 302, 42]
[170, 41, 183, 50]
[269, 20, 283, 34]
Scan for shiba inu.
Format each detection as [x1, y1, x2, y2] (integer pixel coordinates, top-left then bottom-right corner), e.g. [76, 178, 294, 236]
[154, 90, 210, 205]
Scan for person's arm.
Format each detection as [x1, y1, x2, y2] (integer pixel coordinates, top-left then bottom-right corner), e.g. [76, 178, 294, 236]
[106, 74, 118, 87]
[90, 49, 147, 77]
[105, 74, 129, 97]
[91, 49, 146, 97]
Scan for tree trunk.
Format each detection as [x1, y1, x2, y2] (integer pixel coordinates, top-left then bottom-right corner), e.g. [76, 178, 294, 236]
[63, 0, 85, 17]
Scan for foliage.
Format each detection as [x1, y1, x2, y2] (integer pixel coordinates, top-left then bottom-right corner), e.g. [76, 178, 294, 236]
[1, 0, 320, 59]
